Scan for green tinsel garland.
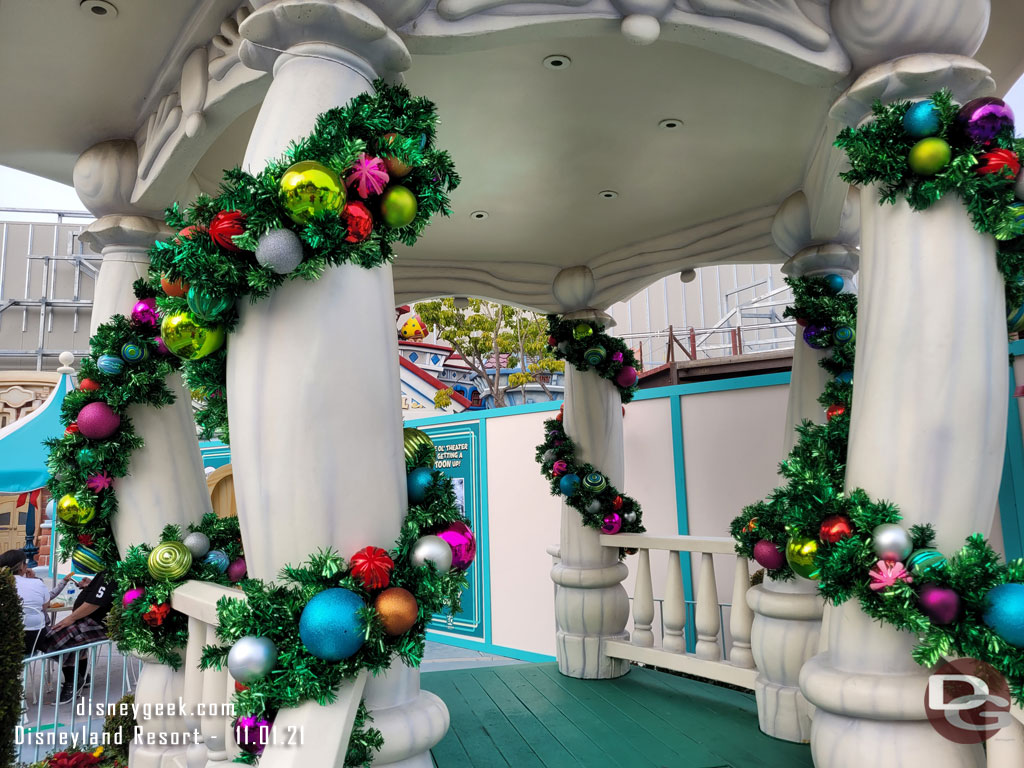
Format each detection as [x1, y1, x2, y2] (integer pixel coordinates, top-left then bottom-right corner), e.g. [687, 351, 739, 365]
[544, 315, 640, 404]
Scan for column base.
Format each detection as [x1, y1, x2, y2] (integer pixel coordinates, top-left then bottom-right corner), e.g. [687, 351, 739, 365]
[555, 630, 630, 679]
[364, 659, 449, 766]
[128, 660, 190, 768]
[755, 678, 811, 743]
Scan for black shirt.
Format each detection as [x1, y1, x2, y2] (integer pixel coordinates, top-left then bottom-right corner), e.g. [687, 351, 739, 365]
[73, 571, 114, 624]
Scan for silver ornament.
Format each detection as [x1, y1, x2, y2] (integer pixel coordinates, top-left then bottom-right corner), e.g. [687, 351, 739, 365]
[623, 511, 637, 524]
[872, 523, 913, 561]
[183, 531, 211, 559]
[411, 535, 453, 572]
[255, 229, 303, 275]
[227, 636, 278, 684]
[542, 450, 556, 463]
[586, 500, 602, 514]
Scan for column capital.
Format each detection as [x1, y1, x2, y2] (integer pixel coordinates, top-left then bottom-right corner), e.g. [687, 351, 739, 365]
[78, 215, 173, 254]
[772, 188, 859, 266]
[552, 265, 616, 327]
[73, 139, 164, 220]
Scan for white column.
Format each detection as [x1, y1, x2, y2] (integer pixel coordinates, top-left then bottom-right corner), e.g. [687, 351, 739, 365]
[801, 47, 1002, 767]
[75, 140, 212, 558]
[549, 267, 630, 679]
[230, 3, 445, 764]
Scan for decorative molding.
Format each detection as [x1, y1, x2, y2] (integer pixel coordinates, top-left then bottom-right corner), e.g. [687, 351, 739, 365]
[436, 0, 592, 22]
[209, 4, 252, 80]
[683, 0, 830, 52]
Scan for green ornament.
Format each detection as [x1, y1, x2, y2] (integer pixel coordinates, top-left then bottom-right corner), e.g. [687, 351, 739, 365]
[148, 541, 194, 581]
[573, 324, 593, 340]
[785, 536, 820, 581]
[907, 137, 951, 176]
[906, 548, 947, 577]
[381, 186, 418, 228]
[77, 447, 98, 467]
[187, 286, 233, 323]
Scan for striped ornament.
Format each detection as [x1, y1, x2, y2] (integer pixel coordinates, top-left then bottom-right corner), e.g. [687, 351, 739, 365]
[121, 342, 149, 363]
[403, 427, 435, 466]
[96, 354, 124, 375]
[72, 544, 104, 574]
[147, 541, 193, 580]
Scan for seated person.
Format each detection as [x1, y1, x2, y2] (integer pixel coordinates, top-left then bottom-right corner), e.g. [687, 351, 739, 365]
[0, 549, 74, 656]
[41, 569, 114, 703]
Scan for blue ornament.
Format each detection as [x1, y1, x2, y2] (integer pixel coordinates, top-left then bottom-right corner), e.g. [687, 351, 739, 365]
[903, 100, 942, 139]
[833, 326, 855, 344]
[204, 550, 230, 573]
[983, 583, 1024, 647]
[836, 371, 853, 384]
[906, 548, 947, 577]
[299, 588, 366, 661]
[97, 354, 124, 375]
[1009, 299, 1024, 334]
[121, 343, 149, 363]
[823, 274, 845, 294]
[559, 473, 581, 496]
[583, 346, 607, 366]
[407, 466, 434, 506]
[418, 133, 428, 150]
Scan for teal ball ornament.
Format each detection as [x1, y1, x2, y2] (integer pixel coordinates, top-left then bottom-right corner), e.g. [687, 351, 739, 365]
[833, 326, 855, 344]
[823, 274, 845, 294]
[983, 583, 1024, 647]
[76, 447, 98, 467]
[120, 343, 149, 363]
[583, 346, 607, 366]
[204, 550, 230, 573]
[836, 371, 853, 384]
[97, 354, 124, 375]
[407, 466, 433, 505]
[187, 286, 233, 323]
[559, 473, 581, 496]
[582, 472, 607, 493]
[299, 588, 366, 661]
[903, 100, 942, 138]
[906, 548, 947, 578]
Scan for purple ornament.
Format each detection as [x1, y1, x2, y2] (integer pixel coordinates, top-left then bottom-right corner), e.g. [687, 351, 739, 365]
[155, 337, 171, 356]
[612, 351, 624, 363]
[227, 557, 247, 583]
[130, 297, 160, 333]
[437, 521, 476, 570]
[86, 471, 113, 492]
[77, 401, 121, 440]
[919, 584, 961, 625]
[957, 97, 1015, 146]
[615, 366, 638, 388]
[803, 324, 832, 350]
[552, 460, 568, 476]
[122, 586, 146, 607]
[601, 513, 622, 534]
[235, 714, 273, 755]
[753, 539, 787, 570]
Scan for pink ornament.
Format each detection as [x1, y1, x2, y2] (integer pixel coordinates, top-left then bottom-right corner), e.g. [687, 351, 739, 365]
[77, 402, 121, 440]
[615, 366, 638, 388]
[437, 521, 476, 570]
[123, 587, 145, 607]
[753, 539, 786, 570]
[131, 298, 159, 333]
[235, 714, 273, 755]
[601, 513, 622, 534]
[919, 584, 961, 625]
[612, 351, 624, 363]
[552, 460, 568, 477]
[346, 153, 390, 198]
[869, 560, 913, 591]
[86, 472, 113, 492]
[155, 337, 171, 356]
[227, 557, 247, 583]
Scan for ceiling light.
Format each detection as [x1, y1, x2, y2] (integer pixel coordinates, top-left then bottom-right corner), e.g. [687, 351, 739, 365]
[659, 118, 683, 130]
[599, 190, 618, 199]
[470, 210, 488, 220]
[543, 55, 571, 70]
[80, 0, 118, 17]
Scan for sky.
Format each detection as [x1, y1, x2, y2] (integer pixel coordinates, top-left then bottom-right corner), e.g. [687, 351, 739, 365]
[3, 75, 1024, 220]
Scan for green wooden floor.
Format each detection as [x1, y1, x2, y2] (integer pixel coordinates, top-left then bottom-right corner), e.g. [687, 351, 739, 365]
[421, 663, 815, 768]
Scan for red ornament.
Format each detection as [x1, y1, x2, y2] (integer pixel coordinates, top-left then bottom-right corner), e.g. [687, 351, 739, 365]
[160, 273, 189, 298]
[65, 423, 80, 435]
[826, 404, 846, 421]
[976, 148, 1021, 179]
[350, 546, 394, 590]
[143, 603, 171, 627]
[341, 201, 374, 244]
[612, 496, 624, 511]
[819, 514, 854, 544]
[234, 680, 249, 693]
[46, 751, 102, 768]
[556, 412, 563, 421]
[209, 210, 246, 252]
[547, 336, 557, 347]
[795, 317, 809, 327]
[78, 379, 100, 392]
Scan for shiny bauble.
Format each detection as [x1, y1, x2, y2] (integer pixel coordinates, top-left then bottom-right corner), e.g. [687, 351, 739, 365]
[130, 297, 160, 333]
[754, 539, 786, 570]
[612, 496, 624, 511]
[907, 137, 952, 176]
[823, 273, 845, 294]
[601, 513, 622, 534]
[72, 544, 103, 574]
[403, 427, 435, 466]
[541, 449, 556, 464]
[122, 586, 145, 607]
[255, 228, 304, 275]
[77, 401, 121, 440]
[582, 472, 607, 493]
[76, 447, 99, 467]
[209, 210, 246, 252]
[826, 404, 846, 421]
[615, 366, 638, 388]
[437, 521, 476, 570]
[342, 200, 374, 243]
[65, 423, 79, 435]
[906, 548, 948, 577]
[160, 273, 190, 298]
[803, 325, 831, 350]
[78, 378, 100, 392]
[976, 148, 1020, 179]
[120, 342, 149, 363]
[204, 550, 230, 573]
[559, 473, 581, 496]
[573, 324, 593, 340]
[227, 636, 277, 684]
[785, 536, 821, 580]
[235, 714, 273, 756]
[902, 100, 941, 138]
[872, 523, 913, 562]
[833, 326, 854, 344]
[279, 160, 346, 224]
[623, 510, 637, 524]
[836, 370, 853, 384]
[410, 535, 453, 572]
[957, 97, 1015, 146]
[380, 133, 413, 178]
[374, 587, 419, 636]
[350, 546, 394, 589]
[182, 531, 211, 559]
[407, 466, 434, 505]
[586, 499, 602, 515]
[227, 557, 247, 583]
[96, 354, 124, 375]
[380, 186, 417, 228]
[984, 584, 1024, 647]
[148, 541, 193, 580]
[819, 514, 853, 544]
[155, 337, 171, 356]
[57, 494, 95, 525]
[187, 286, 233, 323]
[160, 312, 225, 360]
[584, 346, 607, 366]
[299, 588, 366, 661]
[919, 584, 961, 626]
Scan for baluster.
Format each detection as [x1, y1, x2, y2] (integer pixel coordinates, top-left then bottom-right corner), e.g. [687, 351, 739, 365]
[632, 549, 655, 648]
[988, 712, 1024, 766]
[695, 552, 722, 660]
[729, 556, 755, 668]
[663, 550, 686, 653]
[202, 623, 233, 766]
[182, 616, 207, 768]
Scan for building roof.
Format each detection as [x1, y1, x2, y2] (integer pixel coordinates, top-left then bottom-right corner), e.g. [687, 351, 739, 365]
[399, 356, 472, 409]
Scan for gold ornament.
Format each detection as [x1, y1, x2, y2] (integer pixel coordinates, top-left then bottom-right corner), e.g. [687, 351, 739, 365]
[380, 186, 418, 228]
[785, 536, 821, 581]
[147, 541, 194, 581]
[57, 494, 95, 525]
[403, 427, 435, 466]
[374, 587, 419, 636]
[160, 312, 225, 360]
[279, 161, 345, 224]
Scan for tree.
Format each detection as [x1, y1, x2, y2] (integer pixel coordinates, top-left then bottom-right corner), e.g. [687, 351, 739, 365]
[414, 298, 564, 409]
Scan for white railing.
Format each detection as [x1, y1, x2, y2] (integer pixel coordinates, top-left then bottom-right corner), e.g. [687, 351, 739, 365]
[989, 705, 1024, 765]
[598, 533, 756, 689]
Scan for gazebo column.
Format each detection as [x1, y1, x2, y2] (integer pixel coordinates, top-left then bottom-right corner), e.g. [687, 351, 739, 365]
[800, 46, 1002, 767]
[746, 191, 858, 742]
[230, 3, 445, 764]
[550, 266, 630, 679]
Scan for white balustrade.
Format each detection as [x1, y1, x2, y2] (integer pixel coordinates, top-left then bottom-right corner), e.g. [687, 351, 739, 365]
[597, 533, 757, 689]
[989, 707, 1024, 766]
